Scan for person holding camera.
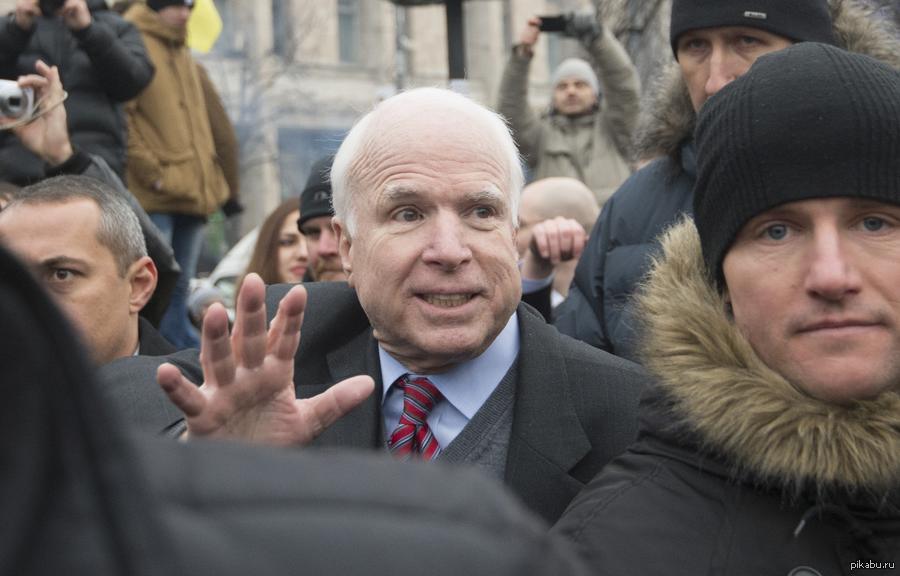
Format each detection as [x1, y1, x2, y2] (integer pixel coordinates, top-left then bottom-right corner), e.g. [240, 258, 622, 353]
[497, 11, 640, 206]
[1, 58, 180, 333]
[0, 0, 154, 184]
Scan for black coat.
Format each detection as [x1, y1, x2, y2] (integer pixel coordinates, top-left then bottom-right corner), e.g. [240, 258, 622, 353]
[552, 143, 695, 362]
[0, 0, 153, 183]
[137, 316, 175, 355]
[554, 219, 900, 576]
[100, 281, 648, 523]
[555, 385, 900, 576]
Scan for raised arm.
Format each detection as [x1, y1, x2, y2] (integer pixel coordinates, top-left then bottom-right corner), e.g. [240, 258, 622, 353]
[0, 1, 38, 71]
[156, 274, 374, 445]
[584, 23, 640, 160]
[68, 2, 154, 101]
[497, 16, 544, 165]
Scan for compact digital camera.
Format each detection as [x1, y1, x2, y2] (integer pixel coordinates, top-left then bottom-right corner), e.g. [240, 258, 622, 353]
[0, 80, 35, 123]
[538, 11, 600, 39]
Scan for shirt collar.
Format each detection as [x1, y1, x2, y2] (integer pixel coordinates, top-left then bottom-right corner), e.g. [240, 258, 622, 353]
[379, 312, 520, 419]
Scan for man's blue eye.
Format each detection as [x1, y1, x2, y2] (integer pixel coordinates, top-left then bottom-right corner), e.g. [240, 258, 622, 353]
[474, 206, 494, 218]
[397, 209, 420, 222]
[765, 224, 788, 240]
[862, 217, 885, 232]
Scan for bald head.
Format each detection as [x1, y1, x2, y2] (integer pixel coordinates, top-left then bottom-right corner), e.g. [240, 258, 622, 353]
[517, 177, 599, 256]
[326, 87, 526, 374]
[331, 87, 524, 236]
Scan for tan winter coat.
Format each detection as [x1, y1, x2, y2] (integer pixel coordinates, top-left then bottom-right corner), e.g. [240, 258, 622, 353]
[497, 26, 640, 205]
[123, 2, 230, 216]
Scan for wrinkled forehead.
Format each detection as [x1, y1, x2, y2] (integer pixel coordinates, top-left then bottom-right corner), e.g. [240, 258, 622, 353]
[348, 100, 512, 191]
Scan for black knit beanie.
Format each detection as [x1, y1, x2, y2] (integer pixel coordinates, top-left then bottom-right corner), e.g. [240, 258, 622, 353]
[670, 0, 835, 58]
[298, 155, 335, 229]
[147, 0, 194, 11]
[693, 42, 900, 287]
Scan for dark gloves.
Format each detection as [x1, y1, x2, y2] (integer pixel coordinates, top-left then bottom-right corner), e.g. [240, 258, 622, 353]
[563, 10, 603, 44]
[222, 198, 244, 217]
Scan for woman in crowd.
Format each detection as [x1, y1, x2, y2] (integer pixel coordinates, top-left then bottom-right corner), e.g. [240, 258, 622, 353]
[242, 198, 308, 287]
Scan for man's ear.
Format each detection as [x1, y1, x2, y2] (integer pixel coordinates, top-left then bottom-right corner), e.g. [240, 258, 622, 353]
[127, 256, 157, 314]
[332, 217, 353, 285]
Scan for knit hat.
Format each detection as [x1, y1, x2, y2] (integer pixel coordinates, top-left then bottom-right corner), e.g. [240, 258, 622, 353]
[550, 58, 599, 95]
[147, 0, 194, 11]
[298, 155, 335, 229]
[692, 42, 900, 286]
[669, 0, 835, 58]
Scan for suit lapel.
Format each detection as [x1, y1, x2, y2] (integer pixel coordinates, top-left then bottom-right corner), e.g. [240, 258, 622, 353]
[310, 329, 384, 450]
[505, 305, 592, 521]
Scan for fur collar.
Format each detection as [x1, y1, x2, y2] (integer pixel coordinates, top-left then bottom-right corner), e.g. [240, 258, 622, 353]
[637, 218, 900, 495]
[632, 0, 900, 161]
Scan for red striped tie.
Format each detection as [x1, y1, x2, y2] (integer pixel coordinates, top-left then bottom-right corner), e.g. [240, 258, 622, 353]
[388, 376, 442, 461]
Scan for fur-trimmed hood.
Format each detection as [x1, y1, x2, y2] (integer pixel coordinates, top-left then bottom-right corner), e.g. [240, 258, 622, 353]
[637, 218, 900, 495]
[632, 0, 900, 161]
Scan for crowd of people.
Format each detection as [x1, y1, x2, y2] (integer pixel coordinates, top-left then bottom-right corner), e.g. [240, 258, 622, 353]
[1, 0, 899, 574]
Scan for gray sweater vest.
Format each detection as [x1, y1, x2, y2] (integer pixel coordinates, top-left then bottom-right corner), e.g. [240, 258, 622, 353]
[438, 363, 517, 481]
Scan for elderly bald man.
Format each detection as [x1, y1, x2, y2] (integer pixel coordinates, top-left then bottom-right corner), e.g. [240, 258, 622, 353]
[517, 177, 599, 309]
[108, 87, 647, 523]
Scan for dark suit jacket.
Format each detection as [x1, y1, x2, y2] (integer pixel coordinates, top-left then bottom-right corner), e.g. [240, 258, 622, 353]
[2, 243, 593, 576]
[100, 281, 646, 522]
[274, 282, 647, 523]
[138, 316, 177, 356]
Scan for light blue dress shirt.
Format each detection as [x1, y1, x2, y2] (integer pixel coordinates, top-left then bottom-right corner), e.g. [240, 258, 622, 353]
[379, 312, 520, 449]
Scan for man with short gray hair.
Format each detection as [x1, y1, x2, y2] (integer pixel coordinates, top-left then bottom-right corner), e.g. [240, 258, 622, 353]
[0, 174, 169, 363]
[134, 87, 646, 523]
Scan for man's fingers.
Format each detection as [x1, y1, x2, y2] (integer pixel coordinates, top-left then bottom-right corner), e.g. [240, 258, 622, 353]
[15, 74, 47, 91]
[545, 221, 562, 263]
[199, 303, 235, 387]
[530, 226, 550, 260]
[233, 273, 268, 368]
[571, 228, 587, 259]
[157, 363, 206, 418]
[267, 284, 307, 360]
[558, 222, 575, 258]
[301, 376, 375, 442]
[34, 60, 51, 75]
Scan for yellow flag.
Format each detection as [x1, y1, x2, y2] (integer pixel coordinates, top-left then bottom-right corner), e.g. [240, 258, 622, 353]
[187, 0, 223, 53]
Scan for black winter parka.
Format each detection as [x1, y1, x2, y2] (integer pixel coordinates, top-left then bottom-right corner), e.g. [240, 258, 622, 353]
[0, 0, 153, 183]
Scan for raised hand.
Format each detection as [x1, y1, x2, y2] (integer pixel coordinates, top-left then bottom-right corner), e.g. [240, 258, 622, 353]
[13, 60, 73, 166]
[156, 274, 374, 445]
[522, 216, 587, 280]
[61, 0, 92, 31]
[14, 0, 40, 31]
[519, 16, 542, 54]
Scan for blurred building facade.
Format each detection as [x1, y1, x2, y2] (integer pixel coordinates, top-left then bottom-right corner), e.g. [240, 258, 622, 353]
[0, 0, 896, 239]
[202, 0, 625, 234]
[0, 0, 671, 234]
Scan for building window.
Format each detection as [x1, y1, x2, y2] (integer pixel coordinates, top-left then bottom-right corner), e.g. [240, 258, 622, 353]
[277, 127, 346, 198]
[211, 0, 245, 56]
[272, 0, 292, 58]
[338, 0, 360, 63]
